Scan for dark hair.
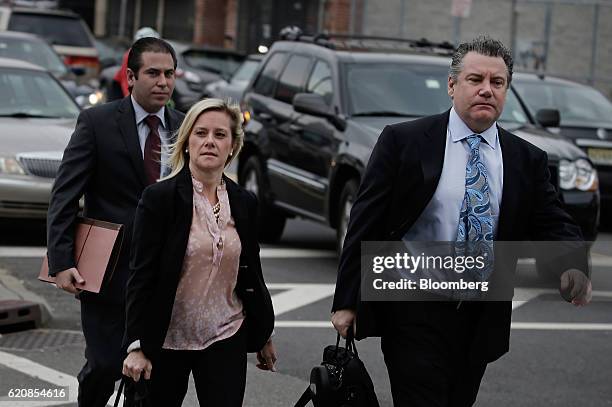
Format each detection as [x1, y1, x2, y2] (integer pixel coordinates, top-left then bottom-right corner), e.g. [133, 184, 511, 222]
[127, 37, 177, 79]
[449, 36, 513, 86]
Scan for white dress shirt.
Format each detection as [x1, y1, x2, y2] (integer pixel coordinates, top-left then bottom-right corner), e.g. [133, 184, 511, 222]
[131, 95, 172, 178]
[403, 107, 504, 242]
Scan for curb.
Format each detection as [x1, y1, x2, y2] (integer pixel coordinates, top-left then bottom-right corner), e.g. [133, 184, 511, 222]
[0, 268, 52, 326]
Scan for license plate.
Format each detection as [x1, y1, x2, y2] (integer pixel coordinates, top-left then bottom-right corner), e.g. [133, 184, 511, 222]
[587, 148, 612, 165]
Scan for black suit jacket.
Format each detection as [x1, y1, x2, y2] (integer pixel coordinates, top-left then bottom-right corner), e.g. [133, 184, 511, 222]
[47, 96, 184, 304]
[124, 166, 275, 359]
[332, 110, 584, 362]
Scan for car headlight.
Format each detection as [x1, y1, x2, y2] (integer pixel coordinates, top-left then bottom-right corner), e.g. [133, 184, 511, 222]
[0, 157, 25, 175]
[559, 159, 598, 191]
[88, 90, 104, 106]
[575, 158, 598, 191]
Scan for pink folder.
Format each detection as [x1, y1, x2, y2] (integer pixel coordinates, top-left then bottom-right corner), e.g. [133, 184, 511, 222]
[39, 218, 124, 293]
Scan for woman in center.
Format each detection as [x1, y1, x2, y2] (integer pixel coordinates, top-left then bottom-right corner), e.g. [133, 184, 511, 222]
[122, 98, 276, 406]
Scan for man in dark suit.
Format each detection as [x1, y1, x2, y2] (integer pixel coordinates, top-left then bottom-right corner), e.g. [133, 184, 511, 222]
[47, 37, 184, 407]
[331, 37, 591, 406]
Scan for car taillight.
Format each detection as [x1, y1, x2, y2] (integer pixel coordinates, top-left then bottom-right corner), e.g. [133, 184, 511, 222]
[64, 55, 100, 72]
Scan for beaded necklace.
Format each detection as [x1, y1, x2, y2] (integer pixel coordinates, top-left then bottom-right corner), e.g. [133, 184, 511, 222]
[192, 174, 224, 224]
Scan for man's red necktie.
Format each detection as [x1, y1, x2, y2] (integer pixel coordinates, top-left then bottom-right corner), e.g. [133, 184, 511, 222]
[144, 115, 161, 185]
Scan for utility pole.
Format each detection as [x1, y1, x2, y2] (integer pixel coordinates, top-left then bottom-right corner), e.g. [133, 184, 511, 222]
[118, 0, 127, 38]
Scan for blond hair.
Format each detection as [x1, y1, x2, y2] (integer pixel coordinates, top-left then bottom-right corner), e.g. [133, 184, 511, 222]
[165, 98, 244, 180]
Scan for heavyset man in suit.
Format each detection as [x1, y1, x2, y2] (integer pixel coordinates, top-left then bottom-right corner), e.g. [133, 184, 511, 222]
[47, 37, 184, 406]
[331, 37, 592, 406]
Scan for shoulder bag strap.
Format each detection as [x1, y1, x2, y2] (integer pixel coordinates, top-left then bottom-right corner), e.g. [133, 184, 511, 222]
[294, 386, 314, 407]
[113, 378, 126, 407]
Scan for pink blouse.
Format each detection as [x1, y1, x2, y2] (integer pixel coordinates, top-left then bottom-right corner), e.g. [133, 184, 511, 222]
[162, 177, 244, 350]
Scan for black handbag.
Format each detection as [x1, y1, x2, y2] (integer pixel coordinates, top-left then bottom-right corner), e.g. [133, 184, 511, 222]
[295, 329, 380, 407]
[114, 377, 151, 407]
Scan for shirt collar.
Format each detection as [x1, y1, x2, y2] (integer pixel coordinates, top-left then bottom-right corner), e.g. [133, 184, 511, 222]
[131, 95, 166, 129]
[449, 107, 498, 149]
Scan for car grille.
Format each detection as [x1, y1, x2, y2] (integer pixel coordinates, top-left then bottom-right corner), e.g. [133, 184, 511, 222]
[17, 155, 62, 178]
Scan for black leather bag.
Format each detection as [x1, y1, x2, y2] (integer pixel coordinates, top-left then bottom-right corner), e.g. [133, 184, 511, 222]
[114, 377, 151, 407]
[295, 329, 380, 407]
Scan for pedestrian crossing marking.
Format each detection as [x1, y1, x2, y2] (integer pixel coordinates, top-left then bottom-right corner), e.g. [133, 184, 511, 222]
[0, 350, 77, 406]
[268, 283, 335, 316]
[0, 246, 337, 259]
[273, 321, 612, 330]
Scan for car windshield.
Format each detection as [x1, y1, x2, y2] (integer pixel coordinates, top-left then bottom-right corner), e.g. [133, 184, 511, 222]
[344, 62, 529, 126]
[344, 63, 452, 116]
[498, 89, 529, 128]
[0, 68, 80, 118]
[231, 59, 260, 82]
[8, 13, 94, 48]
[182, 50, 244, 76]
[513, 80, 612, 125]
[0, 36, 68, 76]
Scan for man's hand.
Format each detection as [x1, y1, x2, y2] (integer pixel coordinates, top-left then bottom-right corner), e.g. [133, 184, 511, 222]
[560, 269, 592, 306]
[122, 350, 152, 382]
[331, 309, 356, 338]
[54, 267, 85, 294]
[256, 338, 277, 372]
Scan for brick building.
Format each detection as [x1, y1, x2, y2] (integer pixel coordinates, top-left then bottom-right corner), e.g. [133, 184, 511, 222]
[84, 0, 357, 51]
[67, 0, 611, 96]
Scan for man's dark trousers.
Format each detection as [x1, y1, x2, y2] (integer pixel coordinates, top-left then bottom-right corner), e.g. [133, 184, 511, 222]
[78, 300, 125, 406]
[379, 301, 487, 406]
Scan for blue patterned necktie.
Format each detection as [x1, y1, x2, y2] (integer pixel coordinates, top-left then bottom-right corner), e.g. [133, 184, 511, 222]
[456, 134, 494, 280]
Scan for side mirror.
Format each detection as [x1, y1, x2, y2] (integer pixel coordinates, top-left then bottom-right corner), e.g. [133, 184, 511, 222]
[535, 108, 561, 128]
[293, 93, 346, 131]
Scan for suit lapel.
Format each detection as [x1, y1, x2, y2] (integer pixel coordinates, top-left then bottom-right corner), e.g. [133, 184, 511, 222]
[496, 127, 521, 240]
[224, 175, 249, 242]
[393, 111, 448, 238]
[420, 111, 449, 200]
[117, 97, 148, 187]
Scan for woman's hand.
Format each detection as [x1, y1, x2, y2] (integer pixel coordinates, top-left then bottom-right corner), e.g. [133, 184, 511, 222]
[256, 338, 277, 372]
[122, 350, 152, 382]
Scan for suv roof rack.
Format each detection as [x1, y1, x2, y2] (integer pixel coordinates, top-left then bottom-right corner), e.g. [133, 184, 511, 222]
[280, 31, 455, 56]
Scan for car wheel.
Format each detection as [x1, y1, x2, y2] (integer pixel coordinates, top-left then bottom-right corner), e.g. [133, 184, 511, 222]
[240, 156, 286, 243]
[337, 179, 358, 253]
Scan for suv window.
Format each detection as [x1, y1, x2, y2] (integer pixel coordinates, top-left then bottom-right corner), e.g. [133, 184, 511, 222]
[344, 62, 451, 116]
[253, 52, 287, 96]
[275, 54, 311, 104]
[182, 50, 244, 77]
[8, 13, 94, 48]
[307, 60, 333, 105]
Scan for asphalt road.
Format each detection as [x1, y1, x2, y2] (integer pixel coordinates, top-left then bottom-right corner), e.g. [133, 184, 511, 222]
[0, 218, 611, 406]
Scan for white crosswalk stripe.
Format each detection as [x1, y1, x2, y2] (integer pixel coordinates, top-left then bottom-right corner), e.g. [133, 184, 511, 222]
[0, 246, 337, 259]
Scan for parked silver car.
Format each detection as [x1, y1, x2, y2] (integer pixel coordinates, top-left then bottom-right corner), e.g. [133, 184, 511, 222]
[0, 57, 79, 219]
[0, 31, 102, 108]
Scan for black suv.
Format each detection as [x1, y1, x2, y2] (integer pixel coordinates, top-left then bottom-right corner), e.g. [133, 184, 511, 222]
[239, 35, 599, 247]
